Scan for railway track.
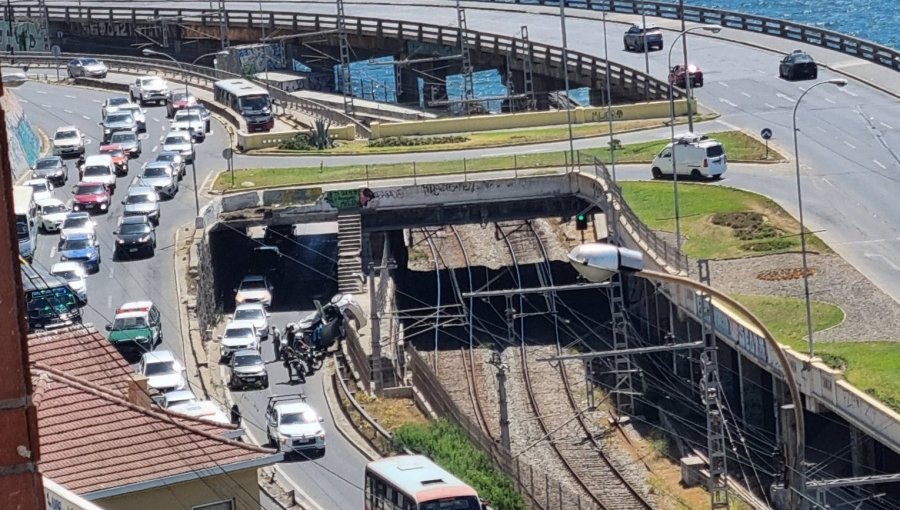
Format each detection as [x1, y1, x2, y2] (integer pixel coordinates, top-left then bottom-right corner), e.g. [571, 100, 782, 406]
[496, 220, 656, 510]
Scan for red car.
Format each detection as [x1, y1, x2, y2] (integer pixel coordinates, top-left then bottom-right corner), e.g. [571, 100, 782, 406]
[669, 64, 704, 88]
[98, 144, 129, 176]
[72, 182, 111, 214]
[166, 91, 197, 118]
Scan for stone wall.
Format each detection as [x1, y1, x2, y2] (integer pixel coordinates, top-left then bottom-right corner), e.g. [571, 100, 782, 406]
[195, 232, 217, 342]
[5, 90, 41, 179]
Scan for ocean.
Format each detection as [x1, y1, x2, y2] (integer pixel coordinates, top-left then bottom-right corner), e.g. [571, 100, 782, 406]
[331, 0, 897, 112]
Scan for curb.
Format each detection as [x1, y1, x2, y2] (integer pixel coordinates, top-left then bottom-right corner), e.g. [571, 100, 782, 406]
[322, 357, 381, 461]
[173, 223, 209, 398]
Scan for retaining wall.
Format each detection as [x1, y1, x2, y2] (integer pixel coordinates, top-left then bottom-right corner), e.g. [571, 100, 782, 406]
[5, 91, 41, 179]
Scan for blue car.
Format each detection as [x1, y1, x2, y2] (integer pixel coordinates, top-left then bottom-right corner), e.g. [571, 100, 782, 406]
[59, 232, 101, 274]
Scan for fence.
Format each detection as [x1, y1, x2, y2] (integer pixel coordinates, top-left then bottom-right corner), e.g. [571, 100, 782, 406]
[343, 322, 371, 393]
[407, 346, 600, 510]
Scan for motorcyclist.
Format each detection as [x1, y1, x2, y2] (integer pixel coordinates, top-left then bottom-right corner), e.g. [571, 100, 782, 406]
[272, 325, 283, 361]
[282, 344, 306, 384]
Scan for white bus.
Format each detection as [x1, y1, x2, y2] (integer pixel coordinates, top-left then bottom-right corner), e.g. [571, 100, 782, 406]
[213, 78, 275, 132]
[14, 185, 38, 261]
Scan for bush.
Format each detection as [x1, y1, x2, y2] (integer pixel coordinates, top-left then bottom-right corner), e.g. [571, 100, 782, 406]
[392, 419, 525, 510]
[368, 135, 469, 148]
[734, 224, 779, 241]
[710, 211, 764, 229]
[740, 239, 792, 252]
[278, 133, 315, 151]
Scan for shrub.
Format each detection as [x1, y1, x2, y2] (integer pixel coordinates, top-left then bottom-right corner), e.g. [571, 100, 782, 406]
[392, 419, 525, 510]
[734, 224, 779, 241]
[368, 135, 469, 148]
[740, 239, 792, 252]
[278, 133, 315, 151]
[710, 211, 764, 229]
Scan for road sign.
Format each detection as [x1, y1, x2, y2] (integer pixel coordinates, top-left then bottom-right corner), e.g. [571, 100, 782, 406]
[221, 148, 233, 160]
[760, 128, 773, 140]
[51, 45, 60, 57]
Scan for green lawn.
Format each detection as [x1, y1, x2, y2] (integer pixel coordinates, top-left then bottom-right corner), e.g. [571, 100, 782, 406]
[619, 181, 828, 259]
[732, 294, 900, 412]
[217, 130, 774, 191]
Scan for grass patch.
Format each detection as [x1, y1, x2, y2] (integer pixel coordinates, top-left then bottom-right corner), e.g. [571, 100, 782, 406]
[619, 182, 828, 259]
[216, 130, 770, 191]
[731, 294, 844, 353]
[393, 419, 525, 510]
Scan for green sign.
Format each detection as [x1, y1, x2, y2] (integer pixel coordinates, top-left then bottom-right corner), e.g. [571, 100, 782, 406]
[325, 189, 360, 209]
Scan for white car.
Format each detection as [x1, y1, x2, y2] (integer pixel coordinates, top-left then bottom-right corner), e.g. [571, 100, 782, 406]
[167, 400, 231, 425]
[171, 109, 207, 142]
[265, 396, 326, 457]
[234, 275, 273, 308]
[161, 389, 198, 409]
[137, 350, 186, 393]
[117, 103, 147, 132]
[219, 321, 260, 358]
[52, 126, 85, 157]
[80, 154, 117, 193]
[24, 178, 54, 202]
[101, 96, 131, 118]
[130, 76, 171, 106]
[50, 261, 88, 303]
[232, 303, 270, 340]
[37, 198, 71, 233]
[59, 212, 97, 244]
[161, 131, 195, 163]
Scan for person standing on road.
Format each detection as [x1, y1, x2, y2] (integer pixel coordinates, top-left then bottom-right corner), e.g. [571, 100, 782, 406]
[272, 325, 282, 360]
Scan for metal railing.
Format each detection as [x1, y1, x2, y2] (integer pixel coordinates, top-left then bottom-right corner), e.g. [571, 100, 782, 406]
[7, 5, 678, 103]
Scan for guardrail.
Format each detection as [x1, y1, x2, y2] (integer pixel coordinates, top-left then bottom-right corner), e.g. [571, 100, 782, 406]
[470, 0, 899, 72]
[10, 5, 678, 104]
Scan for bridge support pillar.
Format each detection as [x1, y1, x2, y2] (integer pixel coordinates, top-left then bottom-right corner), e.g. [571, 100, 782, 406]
[850, 425, 875, 481]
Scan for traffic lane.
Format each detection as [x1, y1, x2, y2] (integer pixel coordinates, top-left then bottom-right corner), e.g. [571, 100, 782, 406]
[230, 310, 367, 510]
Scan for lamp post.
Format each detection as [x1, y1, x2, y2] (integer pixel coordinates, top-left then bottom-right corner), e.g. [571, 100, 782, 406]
[666, 25, 720, 255]
[557, 0, 576, 172]
[792, 78, 847, 360]
[142, 48, 228, 218]
[601, 12, 616, 180]
[639, 0, 650, 100]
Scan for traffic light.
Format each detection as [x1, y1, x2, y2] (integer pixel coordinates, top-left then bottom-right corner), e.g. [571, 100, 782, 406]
[576, 213, 588, 231]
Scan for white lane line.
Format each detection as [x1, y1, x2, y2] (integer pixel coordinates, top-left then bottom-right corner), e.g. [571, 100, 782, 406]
[152, 145, 158, 153]
[719, 97, 738, 108]
[64, 109, 73, 114]
[35, 90, 47, 95]
[822, 178, 836, 189]
[718, 81, 729, 88]
[49, 246, 57, 258]
[19, 99, 28, 104]
[839, 87, 859, 97]
[764, 103, 776, 109]
[874, 159, 887, 169]
[776, 92, 795, 102]
[740, 91, 752, 98]
[153, 118, 160, 123]
[865, 253, 900, 271]
[824, 97, 836, 104]
[82, 115, 91, 120]
[41, 104, 52, 108]
[109, 266, 115, 279]
[91, 99, 102, 104]
[816, 126, 827, 133]
[64, 95, 76, 99]
[843, 140, 856, 149]
[880, 121, 894, 130]
[107, 295, 113, 308]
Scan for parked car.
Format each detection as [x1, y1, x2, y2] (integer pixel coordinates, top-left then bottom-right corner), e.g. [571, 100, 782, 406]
[101, 96, 132, 119]
[780, 49, 818, 81]
[36, 198, 71, 233]
[137, 350, 185, 393]
[219, 321, 260, 358]
[229, 349, 268, 390]
[66, 57, 108, 79]
[100, 111, 137, 143]
[265, 396, 326, 457]
[122, 186, 161, 225]
[138, 161, 178, 198]
[155, 150, 186, 179]
[32, 156, 68, 186]
[161, 131, 194, 163]
[650, 132, 727, 180]
[130, 76, 171, 106]
[669, 64, 704, 88]
[24, 178, 54, 201]
[167, 400, 232, 424]
[98, 144, 129, 176]
[171, 109, 207, 142]
[166, 91, 197, 118]
[234, 274, 273, 308]
[623, 23, 663, 52]
[59, 211, 97, 243]
[59, 231, 101, 273]
[117, 103, 147, 132]
[52, 126, 85, 157]
[161, 390, 198, 409]
[107, 301, 163, 355]
[79, 154, 117, 193]
[113, 215, 156, 258]
[50, 261, 88, 304]
[71, 182, 111, 214]
[232, 303, 270, 340]
[108, 131, 142, 158]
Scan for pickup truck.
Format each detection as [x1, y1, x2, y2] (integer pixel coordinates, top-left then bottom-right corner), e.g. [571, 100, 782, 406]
[129, 76, 171, 106]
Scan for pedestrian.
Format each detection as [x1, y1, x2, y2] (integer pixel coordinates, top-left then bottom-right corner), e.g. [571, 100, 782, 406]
[272, 325, 282, 361]
[230, 404, 242, 426]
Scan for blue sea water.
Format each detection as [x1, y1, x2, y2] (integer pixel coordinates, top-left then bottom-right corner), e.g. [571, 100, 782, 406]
[333, 0, 897, 111]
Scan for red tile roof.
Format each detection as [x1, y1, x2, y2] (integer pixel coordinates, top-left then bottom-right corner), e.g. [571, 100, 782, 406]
[32, 363, 277, 495]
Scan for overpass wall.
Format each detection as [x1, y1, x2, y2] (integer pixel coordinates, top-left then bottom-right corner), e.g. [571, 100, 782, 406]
[4, 91, 41, 179]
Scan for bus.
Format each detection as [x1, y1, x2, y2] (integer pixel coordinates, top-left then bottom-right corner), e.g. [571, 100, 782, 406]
[213, 78, 275, 132]
[14, 185, 38, 262]
[21, 264, 83, 331]
[364, 455, 490, 510]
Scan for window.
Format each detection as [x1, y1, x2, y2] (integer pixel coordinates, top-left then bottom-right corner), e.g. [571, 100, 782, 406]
[706, 145, 725, 158]
[192, 500, 234, 510]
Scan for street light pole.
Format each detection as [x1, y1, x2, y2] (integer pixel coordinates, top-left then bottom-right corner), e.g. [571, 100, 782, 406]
[792, 78, 847, 360]
[678, 0, 696, 132]
[558, 0, 576, 172]
[602, 12, 616, 181]
[666, 25, 720, 255]
[639, 0, 650, 100]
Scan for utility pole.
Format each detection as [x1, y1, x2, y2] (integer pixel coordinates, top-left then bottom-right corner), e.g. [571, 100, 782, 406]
[488, 351, 511, 450]
[456, 0, 475, 115]
[0, 65, 46, 510]
[520, 26, 536, 111]
[679, 0, 695, 132]
[367, 259, 395, 395]
[336, 0, 355, 116]
[218, 0, 228, 50]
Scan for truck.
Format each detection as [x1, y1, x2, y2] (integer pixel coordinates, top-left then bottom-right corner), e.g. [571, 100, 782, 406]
[650, 132, 727, 180]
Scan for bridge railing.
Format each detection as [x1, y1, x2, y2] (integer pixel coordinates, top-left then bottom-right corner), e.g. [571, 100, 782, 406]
[13, 5, 678, 103]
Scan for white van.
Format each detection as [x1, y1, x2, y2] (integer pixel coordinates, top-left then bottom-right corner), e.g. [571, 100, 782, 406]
[14, 186, 38, 261]
[650, 133, 727, 179]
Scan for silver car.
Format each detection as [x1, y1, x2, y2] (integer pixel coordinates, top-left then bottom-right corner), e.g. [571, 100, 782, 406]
[52, 126, 85, 157]
[155, 151, 185, 179]
[122, 186, 161, 225]
[109, 131, 142, 158]
[161, 131, 194, 163]
[171, 110, 206, 142]
[67, 57, 108, 79]
[117, 103, 147, 133]
[138, 161, 178, 198]
[101, 96, 131, 119]
[100, 111, 137, 143]
[228, 349, 268, 390]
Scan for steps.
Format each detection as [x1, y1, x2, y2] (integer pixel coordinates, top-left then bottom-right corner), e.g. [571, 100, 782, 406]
[337, 213, 364, 294]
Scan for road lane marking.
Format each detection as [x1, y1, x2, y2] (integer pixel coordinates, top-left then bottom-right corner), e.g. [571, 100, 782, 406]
[815, 126, 827, 133]
[82, 115, 90, 120]
[764, 103, 776, 109]
[109, 266, 114, 279]
[64, 95, 76, 99]
[35, 90, 47, 95]
[874, 159, 887, 169]
[107, 295, 112, 308]
[740, 91, 751, 98]
[64, 109, 73, 114]
[843, 140, 856, 149]
[839, 87, 858, 97]
[865, 253, 900, 271]
[91, 99, 102, 104]
[49, 246, 57, 258]
[822, 178, 835, 189]
[717, 81, 729, 88]
[152, 145, 158, 153]
[153, 118, 160, 123]
[42, 104, 52, 108]
[776, 92, 795, 102]
[19, 99, 28, 103]
[824, 97, 836, 104]
[880, 121, 894, 130]
[719, 98, 738, 108]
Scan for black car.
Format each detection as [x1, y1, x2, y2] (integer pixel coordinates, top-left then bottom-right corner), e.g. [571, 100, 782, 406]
[32, 156, 68, 186]
[113, 215, 156, 259]
[780, 50, 818, 81]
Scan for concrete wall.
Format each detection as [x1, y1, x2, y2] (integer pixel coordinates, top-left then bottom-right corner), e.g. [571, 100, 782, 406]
[95, 468, 260, 510]
[5, 91, 41, 179]
[370, 99, 696, 139]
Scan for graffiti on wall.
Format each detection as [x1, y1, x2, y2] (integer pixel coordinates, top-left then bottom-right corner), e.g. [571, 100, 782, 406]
[237, 43, 285, 76]
[70, 21, 166, 41]
[0, 21, 48, 52]
[3, 92, 41, 179]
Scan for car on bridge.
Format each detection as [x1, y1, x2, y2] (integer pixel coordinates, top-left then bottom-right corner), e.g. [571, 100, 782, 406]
[107, 301, 163, 355]
[265, 395, 326, 457]
[52, 126, 85, 158]
[623, 23, 663, 52]
[130, 76, 171, 106]
[66, 57, 108, 79]
[669, 64, 704, 88]
[779, 49, 818, 81]
[31, 156, 68, 187]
